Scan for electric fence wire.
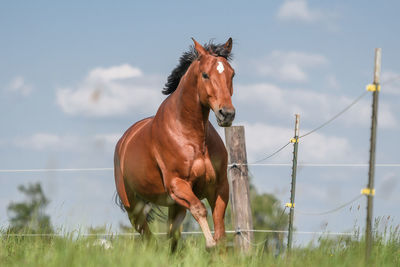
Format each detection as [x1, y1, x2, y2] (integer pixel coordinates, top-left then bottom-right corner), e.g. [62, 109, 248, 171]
[299, 91, 368, 139]
[2, 229, 355, 238]
[381, 74, 400, 86]
[294, 194, 363, 216]
[1, 163, 400, 173]
[251, 141, 292, 164]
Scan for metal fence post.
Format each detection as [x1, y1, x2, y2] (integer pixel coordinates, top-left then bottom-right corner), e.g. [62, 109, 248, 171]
[287, 114, 300, 252]
[365, 48, 381, 261]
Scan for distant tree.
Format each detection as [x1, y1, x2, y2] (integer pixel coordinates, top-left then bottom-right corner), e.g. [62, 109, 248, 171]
[250, 184, 288, 253]
[7, 182, 53, 233]
[250, 184, 289, 229]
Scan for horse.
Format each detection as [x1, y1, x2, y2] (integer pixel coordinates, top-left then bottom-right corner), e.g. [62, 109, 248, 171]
[114, 38, 235, 250]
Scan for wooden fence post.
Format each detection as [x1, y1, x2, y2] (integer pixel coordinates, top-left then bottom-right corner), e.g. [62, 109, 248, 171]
[225, 126, 254, 253]
[287, 114, 300, 252]
[365, 48, 381, 261]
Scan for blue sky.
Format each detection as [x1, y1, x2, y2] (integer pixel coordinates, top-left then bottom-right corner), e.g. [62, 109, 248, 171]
[1, 1, 399, 244]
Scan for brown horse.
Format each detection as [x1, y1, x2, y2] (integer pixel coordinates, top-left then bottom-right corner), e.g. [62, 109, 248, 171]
[114, 38, 235, 250]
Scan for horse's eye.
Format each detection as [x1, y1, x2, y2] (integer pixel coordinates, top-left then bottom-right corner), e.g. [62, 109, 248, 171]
[202, 72, 209, 79]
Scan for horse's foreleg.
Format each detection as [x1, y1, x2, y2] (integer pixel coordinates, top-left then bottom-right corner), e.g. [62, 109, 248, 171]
[168, 204, 186, 252]
[208, 175, 229, 243]
[169, 178, 216, 248]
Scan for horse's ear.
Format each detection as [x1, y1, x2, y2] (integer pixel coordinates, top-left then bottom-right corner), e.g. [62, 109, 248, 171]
[224, 37, 233, 54]
[192, 38, 207, 56]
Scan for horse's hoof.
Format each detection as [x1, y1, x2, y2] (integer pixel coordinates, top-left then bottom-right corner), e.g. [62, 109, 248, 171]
[205, 240, 217, 250]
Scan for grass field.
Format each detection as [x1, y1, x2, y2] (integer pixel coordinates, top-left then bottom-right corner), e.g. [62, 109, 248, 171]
[1, 229, 399, 267]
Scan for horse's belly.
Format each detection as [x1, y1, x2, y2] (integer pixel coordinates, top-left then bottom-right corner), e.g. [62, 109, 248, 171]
[124, 158, 166, 201]
[144, 193, 176, 206]
[126, 171, 176, 206]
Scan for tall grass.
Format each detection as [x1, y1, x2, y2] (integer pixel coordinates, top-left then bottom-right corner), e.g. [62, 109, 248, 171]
[1, 227, 399, 267]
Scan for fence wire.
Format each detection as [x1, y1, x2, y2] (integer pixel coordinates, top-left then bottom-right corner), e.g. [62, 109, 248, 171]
[381, 74, 400, 86]
[2, 229, 355, 238]
[251, 141, 292, 164]
[1, 163, 400, 173]
[294, 194, 363, 216]
[236, 229, 355, 247]
[299, 91, 368, 139]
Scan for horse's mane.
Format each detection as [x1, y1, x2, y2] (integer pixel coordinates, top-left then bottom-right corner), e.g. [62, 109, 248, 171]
[162, 41, 233, 95]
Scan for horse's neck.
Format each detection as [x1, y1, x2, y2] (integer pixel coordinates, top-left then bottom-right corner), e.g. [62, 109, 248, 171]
[169, 73, 210, 143]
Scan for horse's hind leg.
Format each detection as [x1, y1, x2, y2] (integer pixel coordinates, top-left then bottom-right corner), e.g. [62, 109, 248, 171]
[168, 204, 186, 252]
[126, 200, 152, 238]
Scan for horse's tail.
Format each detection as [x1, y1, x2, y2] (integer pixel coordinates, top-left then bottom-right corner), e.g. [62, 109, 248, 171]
[114, 191, 167, 223]
[146, 205, 168, 223]
[114, 141, 129, 212]
[135, 194, 168, 223]
[114, 191, 126, 212]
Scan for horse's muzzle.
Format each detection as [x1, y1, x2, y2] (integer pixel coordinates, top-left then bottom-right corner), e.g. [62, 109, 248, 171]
[215, 107, 235, 127]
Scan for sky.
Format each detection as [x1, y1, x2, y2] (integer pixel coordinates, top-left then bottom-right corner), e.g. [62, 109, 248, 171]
[1, 0, 400, 245]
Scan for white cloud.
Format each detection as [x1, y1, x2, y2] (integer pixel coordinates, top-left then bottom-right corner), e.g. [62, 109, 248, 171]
[88, 64, 143, 82]
[277, 0, 323, 22]
[14, 133, 77, 150]
[13, 132, 122, 151]
[241, 122, 354, 163]
[256, 50, 328, 82]
[235, 83, 398, 129]
[6, 76, 33, 96]
[56, 64, 163, 117]
[382, 70, 400, 95]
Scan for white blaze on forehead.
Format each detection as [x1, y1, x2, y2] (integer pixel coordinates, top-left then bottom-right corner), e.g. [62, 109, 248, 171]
[216, 61, 225, 74]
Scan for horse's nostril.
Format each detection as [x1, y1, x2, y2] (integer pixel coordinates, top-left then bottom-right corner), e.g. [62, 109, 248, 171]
[218, 108, 235, 120]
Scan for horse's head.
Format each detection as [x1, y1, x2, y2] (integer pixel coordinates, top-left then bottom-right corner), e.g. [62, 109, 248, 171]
[192, 38, 235, 127]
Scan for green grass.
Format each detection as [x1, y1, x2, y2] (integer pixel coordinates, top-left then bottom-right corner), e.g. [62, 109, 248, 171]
[1, 230, 399, 267]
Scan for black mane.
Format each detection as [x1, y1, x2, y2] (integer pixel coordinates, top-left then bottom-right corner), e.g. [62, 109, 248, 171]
[162, 41, 233, 95]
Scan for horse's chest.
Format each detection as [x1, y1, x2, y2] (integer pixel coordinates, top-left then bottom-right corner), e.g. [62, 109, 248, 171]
[190, 156, 216, 183]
